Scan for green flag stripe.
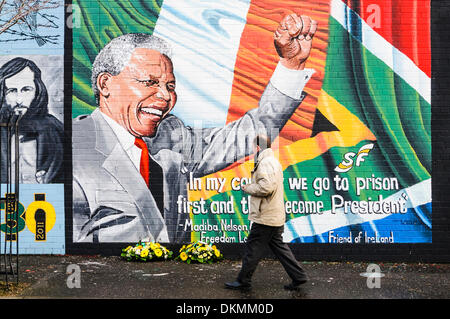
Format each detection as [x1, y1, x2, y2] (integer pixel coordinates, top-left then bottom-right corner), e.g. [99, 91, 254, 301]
[321, 17, 430, 187]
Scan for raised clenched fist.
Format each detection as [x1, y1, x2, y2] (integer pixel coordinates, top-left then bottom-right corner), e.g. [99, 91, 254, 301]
[274, 14, 318, 70]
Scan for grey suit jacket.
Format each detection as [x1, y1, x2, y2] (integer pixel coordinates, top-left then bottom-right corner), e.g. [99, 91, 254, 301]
[72, 82, 306, 243]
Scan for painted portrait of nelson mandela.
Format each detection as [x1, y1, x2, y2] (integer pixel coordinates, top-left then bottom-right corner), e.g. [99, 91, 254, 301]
[72, 12, 318, 244]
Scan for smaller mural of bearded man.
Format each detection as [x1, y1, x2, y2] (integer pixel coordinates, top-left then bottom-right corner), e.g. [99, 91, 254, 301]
[0, 57, 64, 184]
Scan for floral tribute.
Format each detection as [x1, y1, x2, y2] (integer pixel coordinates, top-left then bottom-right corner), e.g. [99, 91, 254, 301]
[121, 241, 173, 262]
[176, 241, 224, 264]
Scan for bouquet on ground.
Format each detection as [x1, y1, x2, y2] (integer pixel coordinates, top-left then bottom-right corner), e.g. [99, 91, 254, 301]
[176, 241, 224, 264]
[121, 241, 173, 262]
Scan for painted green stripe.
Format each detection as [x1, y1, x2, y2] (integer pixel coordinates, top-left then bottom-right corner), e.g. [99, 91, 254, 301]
[321, 16, 430, 187]
[72, 0, 164, 118]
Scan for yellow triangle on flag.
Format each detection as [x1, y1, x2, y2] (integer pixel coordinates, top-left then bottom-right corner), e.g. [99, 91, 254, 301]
[278, 89, 376, 168]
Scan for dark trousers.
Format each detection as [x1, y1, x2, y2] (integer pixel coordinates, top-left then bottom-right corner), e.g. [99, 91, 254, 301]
[237, 223, 307, 285]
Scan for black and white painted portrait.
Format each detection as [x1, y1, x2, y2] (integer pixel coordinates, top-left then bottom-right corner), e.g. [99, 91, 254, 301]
[0, 56, 64, 184]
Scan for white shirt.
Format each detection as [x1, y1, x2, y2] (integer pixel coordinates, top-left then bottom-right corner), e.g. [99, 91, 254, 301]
[270, 63, 315, 100]
[100, 112, 143, 171]
[100, 62, 315, 169]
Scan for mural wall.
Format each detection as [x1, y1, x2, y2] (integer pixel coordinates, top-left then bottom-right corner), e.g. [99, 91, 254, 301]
[71, 0, 431, 246]
[1, 0, 433, 254]
[0, 1, 65, 254]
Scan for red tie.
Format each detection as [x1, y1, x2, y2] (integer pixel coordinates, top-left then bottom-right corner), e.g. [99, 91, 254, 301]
[134, 138, 150, 187]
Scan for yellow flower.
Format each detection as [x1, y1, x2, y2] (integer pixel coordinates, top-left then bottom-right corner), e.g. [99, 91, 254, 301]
[214, 250, 221, 258]
[180, 252, 188, 261]
[155, 249, 163, 257]
[212, 245, 217, 250]
[141, 249, 149, 258]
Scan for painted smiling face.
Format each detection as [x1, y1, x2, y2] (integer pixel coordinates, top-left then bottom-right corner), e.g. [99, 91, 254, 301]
[99, 48, 177, 138]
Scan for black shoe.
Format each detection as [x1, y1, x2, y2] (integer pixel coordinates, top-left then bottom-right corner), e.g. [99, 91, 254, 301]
[284, 278, 307, 291]
[225, 281, 251, 291]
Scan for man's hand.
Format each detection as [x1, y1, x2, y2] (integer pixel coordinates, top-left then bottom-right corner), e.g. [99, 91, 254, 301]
[274, 14, 318, 70]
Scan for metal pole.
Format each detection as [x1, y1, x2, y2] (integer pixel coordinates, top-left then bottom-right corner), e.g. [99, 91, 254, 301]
[14, 111, 24, 284]
[4, 116, 12, 285]
[0, 111, 23, 287]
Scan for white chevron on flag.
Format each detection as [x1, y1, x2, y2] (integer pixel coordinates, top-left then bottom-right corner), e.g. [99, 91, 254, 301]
[330, 0, 430, 104]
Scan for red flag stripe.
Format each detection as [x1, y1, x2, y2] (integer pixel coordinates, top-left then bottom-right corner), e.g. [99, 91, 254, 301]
[343, 0, 430, 77]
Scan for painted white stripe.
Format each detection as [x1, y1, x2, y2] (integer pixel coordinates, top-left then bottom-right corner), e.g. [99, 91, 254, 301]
[153, 0, 251, 128]
[330, 0, 430, 104]
[283, 178, 431, 242]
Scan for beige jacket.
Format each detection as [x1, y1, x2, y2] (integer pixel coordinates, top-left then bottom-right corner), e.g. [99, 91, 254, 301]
[244, 148, 285, 227]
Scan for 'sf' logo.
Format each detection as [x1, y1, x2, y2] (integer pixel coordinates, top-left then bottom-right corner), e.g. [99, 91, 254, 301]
[335, 144, 374, 173]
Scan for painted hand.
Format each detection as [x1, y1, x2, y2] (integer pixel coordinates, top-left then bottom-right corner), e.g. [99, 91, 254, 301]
[274, 14, 318, 70]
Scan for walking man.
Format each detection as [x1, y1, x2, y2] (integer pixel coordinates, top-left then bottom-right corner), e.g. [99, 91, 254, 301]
[225, 135, 307, 291]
